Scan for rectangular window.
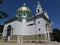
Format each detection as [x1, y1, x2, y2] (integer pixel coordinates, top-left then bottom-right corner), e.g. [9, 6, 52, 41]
[46, 23, 47, 31]
[27, 23, 33, 26]
[39, 28, 40, 31]
[30, 24, 33, 26]
[38, 21, 40, 23]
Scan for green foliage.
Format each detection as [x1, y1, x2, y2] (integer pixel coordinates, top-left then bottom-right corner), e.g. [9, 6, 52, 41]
[53, 28, 60, 42]
[0, 25, 4, 33]
[0, 25, 4, 38]
[0, 0, 3, 3]
[0, 11, 8, 18]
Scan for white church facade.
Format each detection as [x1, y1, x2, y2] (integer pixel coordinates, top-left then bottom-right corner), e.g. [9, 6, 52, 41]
[2, 1, 52, 43]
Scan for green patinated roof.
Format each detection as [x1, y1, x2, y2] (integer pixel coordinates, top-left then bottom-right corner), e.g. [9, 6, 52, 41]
[16, 3, 32, 18]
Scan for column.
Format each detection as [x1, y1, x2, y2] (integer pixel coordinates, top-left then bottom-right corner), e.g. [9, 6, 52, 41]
[48, 33, 50, 41]
[20, 35, 23, 43]
[46, 33, 48, 41]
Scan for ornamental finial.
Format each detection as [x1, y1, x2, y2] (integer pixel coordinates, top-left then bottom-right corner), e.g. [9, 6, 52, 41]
[23, 3, 26, 6]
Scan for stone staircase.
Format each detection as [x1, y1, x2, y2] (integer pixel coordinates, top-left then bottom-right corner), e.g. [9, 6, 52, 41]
[0, 36, 58, 45]
[0, 39, 59, 45]
[0, 36, 17, 43]
[10, 35, 17, 40]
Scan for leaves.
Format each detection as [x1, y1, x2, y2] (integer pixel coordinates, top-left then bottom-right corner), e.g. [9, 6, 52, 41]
[53, 28, 60, 42]
[0, 0, 3, 3]
[0, 11, 8, 18]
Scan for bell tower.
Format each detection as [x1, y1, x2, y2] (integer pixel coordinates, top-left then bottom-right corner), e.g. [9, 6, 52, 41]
[36, 1, 43, 15]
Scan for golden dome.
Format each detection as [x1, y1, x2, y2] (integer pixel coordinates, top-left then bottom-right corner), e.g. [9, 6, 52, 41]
[17, 3, 32, 13]
[16, 3, 32, 18]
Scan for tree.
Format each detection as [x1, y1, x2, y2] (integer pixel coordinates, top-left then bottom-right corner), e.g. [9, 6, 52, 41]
[53, 28, 60, 42]
[0, 25, 4, 33]
[0, 25, 4, 38]
[0, 0, 3, 3]
[0, 0, 8, 38]
[0, 11, 8, 18]
[0, 0, 8, 18]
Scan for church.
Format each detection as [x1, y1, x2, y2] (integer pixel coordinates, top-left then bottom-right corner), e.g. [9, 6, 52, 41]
[2, 1, 52, 43]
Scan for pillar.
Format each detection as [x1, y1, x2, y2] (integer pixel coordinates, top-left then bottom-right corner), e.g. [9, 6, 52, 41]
[48, 33, 50, 41]
[17, 35, 23, 43]
[17, 35, 20, 43]
[46, 33, 48, 41]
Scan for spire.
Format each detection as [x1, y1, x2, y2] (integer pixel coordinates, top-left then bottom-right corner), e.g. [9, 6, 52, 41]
[37, 1, 40, 5]
[44, 10, 49, 19]
[36, 1, 43, 15]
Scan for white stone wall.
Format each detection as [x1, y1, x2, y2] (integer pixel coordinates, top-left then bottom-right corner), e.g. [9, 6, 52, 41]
[27, 20, 36, 35]
[3, 17, 48, 36]
[13, 21, 23, 35]
[22, 19, 28, 35]
[35, 18, 46, 34]
[26, 18, 47, 35]
[2, 21, 23, 36]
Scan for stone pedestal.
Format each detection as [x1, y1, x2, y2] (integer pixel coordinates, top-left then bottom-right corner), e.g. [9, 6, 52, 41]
[8, 36, 10, 41]
[17, 35, 23, 43]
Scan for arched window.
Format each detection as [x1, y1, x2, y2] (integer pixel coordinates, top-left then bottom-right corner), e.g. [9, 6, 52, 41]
[7, 25, 12, 36]
[38, 9, 39, 13]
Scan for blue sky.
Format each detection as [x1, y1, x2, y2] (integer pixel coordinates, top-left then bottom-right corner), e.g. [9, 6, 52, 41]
[0, 0, 60, 29]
